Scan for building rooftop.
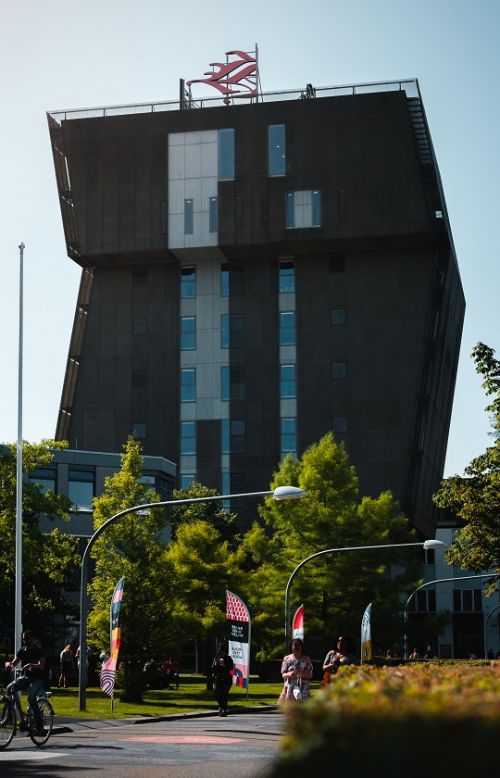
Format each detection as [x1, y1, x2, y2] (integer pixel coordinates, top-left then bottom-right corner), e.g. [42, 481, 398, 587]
[48, 78, 420, 124]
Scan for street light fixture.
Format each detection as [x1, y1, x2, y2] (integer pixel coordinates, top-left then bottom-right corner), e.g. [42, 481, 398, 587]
[78, 485, 306, 710]
[403, 572, 500, 660]
[284, 539, 445, 650]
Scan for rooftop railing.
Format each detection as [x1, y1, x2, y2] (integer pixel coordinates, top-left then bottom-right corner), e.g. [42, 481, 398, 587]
[47, 79, 420, 125]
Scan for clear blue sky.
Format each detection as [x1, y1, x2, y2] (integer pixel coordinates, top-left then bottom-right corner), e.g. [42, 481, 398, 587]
[1, 0, 498, 478]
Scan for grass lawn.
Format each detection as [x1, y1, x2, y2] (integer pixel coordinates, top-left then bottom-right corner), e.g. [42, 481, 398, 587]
[51, 680, 288, 719]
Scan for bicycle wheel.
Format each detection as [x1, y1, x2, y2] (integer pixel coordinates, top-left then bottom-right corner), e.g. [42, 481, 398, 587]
[0, 700, 16, 749]
[28, 698, 54, 747]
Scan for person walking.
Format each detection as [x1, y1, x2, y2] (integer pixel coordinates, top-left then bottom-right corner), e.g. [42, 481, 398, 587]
[211, 642, 234, 717]
[5, 629, 46, 734]
[58, 644, 74, 688]
[279, 638, 313, 702]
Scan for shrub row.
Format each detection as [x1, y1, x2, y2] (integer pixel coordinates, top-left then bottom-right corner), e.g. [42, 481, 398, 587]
[270, 662, 500, 777]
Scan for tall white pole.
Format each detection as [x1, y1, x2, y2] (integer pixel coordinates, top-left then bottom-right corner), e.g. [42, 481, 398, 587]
[15, 242, 25, 655]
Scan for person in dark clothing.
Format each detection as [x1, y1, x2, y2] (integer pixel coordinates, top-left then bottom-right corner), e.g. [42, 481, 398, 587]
[5, 630, 46, 733]
[211, 642, 234, 717]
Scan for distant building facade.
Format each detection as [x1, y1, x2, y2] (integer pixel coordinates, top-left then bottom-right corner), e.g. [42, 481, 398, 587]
[48, 78, 465, 535]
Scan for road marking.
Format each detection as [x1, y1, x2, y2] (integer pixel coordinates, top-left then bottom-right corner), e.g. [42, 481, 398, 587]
[122, 735, 244, 744]
[0, 751, 68, 761]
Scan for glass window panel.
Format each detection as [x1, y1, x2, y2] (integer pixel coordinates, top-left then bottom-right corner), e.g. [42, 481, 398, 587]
[268, 124, 286, 176]
[30, 469, 56, 494]
[209, 197, 218, 233]
[286, 192, 295, 228]
[281, 417, 297, 453]
[132, 423, 146, 438]
[221, 314, 230, 349]
[218, 128, 235, 179]
[221, 472, 231, 509]
[462, 590, 473, 611]
[181, 266, 196, 298]
[416, 591, 427, 611]
[133, 318, 147, 336]
[221, 365, 230, 401]
[221, 419, 230, 454]
[180, 421, 196, 455]
[181, 316, 196, 350]
[184, 199, 194, 234]
[332, 362, 347, 379]
[280, 311, 295, 346]
[221, 263, 229, 296]
[68, 470, 94, 510]
[231, 366, 245, 400]
[473, 589, 482, 612]
[331, 308, 346, 326]
[333, 416, 348, 433]
[279, 261, 295, 294]
[428, 589, 436, 612]
[180, 474, 195, 490]
[280, 363, 296, 398]
[231, 420, 245, 453]
[312, 190, 321, 226]
[453, 590, 461, 611]
[181, 368, 196, 402]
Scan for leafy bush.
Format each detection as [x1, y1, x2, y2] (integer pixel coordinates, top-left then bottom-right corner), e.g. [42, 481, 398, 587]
[270, 663, 500, 777]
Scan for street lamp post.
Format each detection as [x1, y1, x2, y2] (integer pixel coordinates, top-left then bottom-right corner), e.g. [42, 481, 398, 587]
[78, 485, 305, 711]
[14, 242, 25, 656]
[284, 539, 444, 650]
[403, 572, 499, 660]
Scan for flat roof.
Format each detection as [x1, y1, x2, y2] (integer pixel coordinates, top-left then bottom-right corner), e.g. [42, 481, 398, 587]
[48, 78, 420, 124]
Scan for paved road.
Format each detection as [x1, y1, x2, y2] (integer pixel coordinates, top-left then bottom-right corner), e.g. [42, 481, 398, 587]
[0, 708, 283, 777]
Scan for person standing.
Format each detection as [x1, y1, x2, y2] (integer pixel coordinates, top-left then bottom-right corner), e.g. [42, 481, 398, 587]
[321, 635, 357, 685]
[211, 642, 234, 716]
[5, 630, 46, 733]
[279, 638, 313, 702]
[58, 644, 74, 688]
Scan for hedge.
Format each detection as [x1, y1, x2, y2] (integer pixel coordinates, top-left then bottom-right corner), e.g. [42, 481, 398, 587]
[270, 662, 500, 777]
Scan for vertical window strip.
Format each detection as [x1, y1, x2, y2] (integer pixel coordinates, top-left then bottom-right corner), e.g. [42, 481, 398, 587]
[184, 199, 194, 234]
[209, 197, 218, 233]
[268, 124, 286, 176]
[218, 128, 235, 179]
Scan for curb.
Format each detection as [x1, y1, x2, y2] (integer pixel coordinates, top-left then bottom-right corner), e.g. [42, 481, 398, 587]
[53, 704, 279, 734]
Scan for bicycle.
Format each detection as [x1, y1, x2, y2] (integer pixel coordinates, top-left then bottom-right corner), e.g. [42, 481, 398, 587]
[0, 669, 54, 749]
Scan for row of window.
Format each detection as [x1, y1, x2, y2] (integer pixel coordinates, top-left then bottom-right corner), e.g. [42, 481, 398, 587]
[30, 468, 157, 510]
[408, 588, 483, 613]
[181, 262, 296, 298]
[180, 418, 297, 456]
[181, 190, 321, 235]
[181, 364, 298, 403]
[180, 312, 295, 350]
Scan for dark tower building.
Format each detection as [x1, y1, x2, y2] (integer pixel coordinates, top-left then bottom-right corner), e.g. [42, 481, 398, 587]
[47, 78, 464, 537]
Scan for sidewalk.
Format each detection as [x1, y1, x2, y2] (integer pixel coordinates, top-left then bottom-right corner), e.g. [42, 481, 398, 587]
[54, 704, 279, 734]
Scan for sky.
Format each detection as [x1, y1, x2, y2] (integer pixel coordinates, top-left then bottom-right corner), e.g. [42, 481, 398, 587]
[0, 0, 498, 477]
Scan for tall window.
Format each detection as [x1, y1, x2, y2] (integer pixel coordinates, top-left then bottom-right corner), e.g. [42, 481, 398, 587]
[68, 470, 94, 510]
[181, 316, 196, 350]
[268, 124, 286, 176]
[221, 365, 230, 401]
[281, 418, 297, 453]
[132, 302, 147, 336]
[286, 190, 321, 228]
[218, 128, 235, 179]
[181, 266, 196, 298]
[453, 589, 482, 612]
[333, 416, 348, 433]
[181, 368, 196, 402]
[184, 199, 194, 234]
[331, 308, 346, 326]
[132, 423, 146, 439]
[209, 197, 218, 233]
[221, 263, 229, 296]
[221, 419, 230, 454]
[231, 420, 245, 453]
[180, 421, 196, 455]
[280, 311, 296, 346]
[280, 364, 296, 398]
[221, 314, 230, 349]
[279, 260, 295, 293]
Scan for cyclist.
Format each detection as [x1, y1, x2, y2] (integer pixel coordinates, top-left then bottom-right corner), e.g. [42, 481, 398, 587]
[5, 629, 46, 734]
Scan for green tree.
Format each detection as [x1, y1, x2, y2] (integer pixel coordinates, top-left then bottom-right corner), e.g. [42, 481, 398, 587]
[242, 433, 421, 658]
[87, 437, 171, 702]
[433, 342, 500, 582]
[0, 441, 79, 648]
[170, 481, 238, 543]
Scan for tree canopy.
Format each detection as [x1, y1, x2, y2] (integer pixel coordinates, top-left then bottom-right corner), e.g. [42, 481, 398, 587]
[433, 342, 500, 582]
[0, 441, 79, 649]
[242, 433, 421, 658]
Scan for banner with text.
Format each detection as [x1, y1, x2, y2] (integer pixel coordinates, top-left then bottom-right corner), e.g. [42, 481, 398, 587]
[226, 590, 251, 688]
[360, 602, 373, 664]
